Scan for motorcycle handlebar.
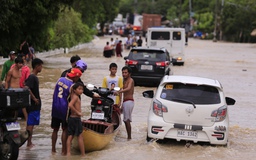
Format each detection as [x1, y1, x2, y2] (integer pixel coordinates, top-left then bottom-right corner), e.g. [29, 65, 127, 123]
[87, 84, 120, 96]
[93, 87, 115, 96]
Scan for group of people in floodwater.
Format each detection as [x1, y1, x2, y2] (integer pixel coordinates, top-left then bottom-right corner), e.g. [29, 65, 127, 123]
[51, 57, 135, 156]
[0, 50, 44, 149]
[1, 52, 135, 157]
[104, 34, 143, 57]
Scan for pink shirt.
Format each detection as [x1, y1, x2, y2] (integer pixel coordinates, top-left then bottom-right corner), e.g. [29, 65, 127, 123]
[11, 64, 30, 88]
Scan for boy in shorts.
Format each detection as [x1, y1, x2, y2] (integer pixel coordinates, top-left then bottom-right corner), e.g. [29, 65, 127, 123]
[66, 82, 85, 156]
[25, 58, 44, 148]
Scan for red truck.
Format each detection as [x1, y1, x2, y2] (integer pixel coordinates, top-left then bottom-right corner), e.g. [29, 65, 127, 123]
[142, 14, 162, 36]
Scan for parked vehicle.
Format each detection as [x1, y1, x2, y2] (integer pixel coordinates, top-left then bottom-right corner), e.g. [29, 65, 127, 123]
[132, 15, 143, 35]
[72, 84, 121, 152]
[143, 75, 236, 146]
[124, 47, 172, 86]
[147, 27, 186, 65]
[142, 14, 162, 37]
[0, 88, 30, 160]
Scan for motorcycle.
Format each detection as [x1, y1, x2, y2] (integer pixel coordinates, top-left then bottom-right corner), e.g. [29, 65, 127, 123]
[87, 84, 120, 123]
[0, 88, 30, 160]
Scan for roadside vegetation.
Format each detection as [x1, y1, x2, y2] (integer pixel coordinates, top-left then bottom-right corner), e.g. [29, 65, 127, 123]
[0, 0, 256, 57]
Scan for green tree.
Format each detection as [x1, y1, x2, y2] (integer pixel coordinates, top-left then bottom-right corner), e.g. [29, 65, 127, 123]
[221, 0, 256, 42]
[119, 0, 134, 17]
[0, 0, 74, 56]
[194, 12, 214, 33]
[50, 8, 94, 49]
[72, 0, 121, 34]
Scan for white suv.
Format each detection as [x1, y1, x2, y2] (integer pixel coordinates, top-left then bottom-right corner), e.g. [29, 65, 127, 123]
[143, 75, 236, 145]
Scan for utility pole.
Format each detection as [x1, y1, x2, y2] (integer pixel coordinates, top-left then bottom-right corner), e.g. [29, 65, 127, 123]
[189, 0, 192, 18]
[219, 0, 224, 41]
[179, 0, 182, 27]
[213, 0, 218, 42]
[189, 0, 193, 31]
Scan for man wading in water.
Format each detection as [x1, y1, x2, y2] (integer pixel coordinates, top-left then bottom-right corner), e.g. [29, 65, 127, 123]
[115, 66, 134, 140]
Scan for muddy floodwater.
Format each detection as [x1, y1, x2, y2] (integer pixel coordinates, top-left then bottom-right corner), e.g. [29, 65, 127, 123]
[2, 36, 255, 160]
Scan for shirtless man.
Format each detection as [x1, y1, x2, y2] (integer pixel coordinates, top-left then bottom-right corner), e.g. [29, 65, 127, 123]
[5, 57, 24, 89]
[10, 54, 30, 122]
[116, 66, 134, 140]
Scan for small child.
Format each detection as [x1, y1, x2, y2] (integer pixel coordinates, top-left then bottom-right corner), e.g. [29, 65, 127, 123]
[66, 82, 85, 156]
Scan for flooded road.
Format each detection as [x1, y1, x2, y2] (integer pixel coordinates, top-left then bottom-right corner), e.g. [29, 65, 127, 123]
[8, 36, 256, 159]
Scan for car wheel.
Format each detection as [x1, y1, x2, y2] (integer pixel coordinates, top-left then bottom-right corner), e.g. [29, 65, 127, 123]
[156, 139, 166, 144]
[166, 69, 173, 75]
[165, 70, 169, 76]
[146, 132, 153, 142]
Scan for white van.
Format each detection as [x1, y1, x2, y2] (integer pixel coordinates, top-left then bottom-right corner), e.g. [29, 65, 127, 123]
[147, 28, 186, 65]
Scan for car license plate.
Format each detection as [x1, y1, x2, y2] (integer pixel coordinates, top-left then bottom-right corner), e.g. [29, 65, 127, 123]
[177, 130, 198, 139]
[141, 65, 153, 70]
[5, 122, 21, 131]
[92, 112, 104, 120]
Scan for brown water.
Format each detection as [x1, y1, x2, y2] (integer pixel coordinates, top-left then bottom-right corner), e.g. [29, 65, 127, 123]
[2, 36, 256, 160]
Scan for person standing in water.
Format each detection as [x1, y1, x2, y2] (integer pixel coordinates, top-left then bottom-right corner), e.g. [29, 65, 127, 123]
[115, 66, 134, 140]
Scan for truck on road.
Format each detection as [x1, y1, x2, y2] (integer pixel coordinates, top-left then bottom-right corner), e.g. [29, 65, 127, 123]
[142, 14, 162, 36]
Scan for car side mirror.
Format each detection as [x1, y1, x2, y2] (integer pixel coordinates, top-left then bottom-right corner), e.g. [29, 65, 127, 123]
[226, 97, 236, 105]
[124, 56, 128, 60]
[142, 90, 154, 98]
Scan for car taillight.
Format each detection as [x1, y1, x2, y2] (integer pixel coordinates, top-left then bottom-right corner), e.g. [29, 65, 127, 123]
[133, 26, 141, 31]
[152, 99, 168, 117]
[211, 106, 227, 122]
[156, 61, 169, 67]
[97, 100, 102, 105]
[125, 60, 138, 65]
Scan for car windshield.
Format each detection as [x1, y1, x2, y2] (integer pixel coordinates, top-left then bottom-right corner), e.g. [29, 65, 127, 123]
[160, 83, 221, 104]
[129, 50, 166, 61]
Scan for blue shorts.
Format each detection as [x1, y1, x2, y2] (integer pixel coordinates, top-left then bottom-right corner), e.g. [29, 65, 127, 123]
[27, 110, 40, 126]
